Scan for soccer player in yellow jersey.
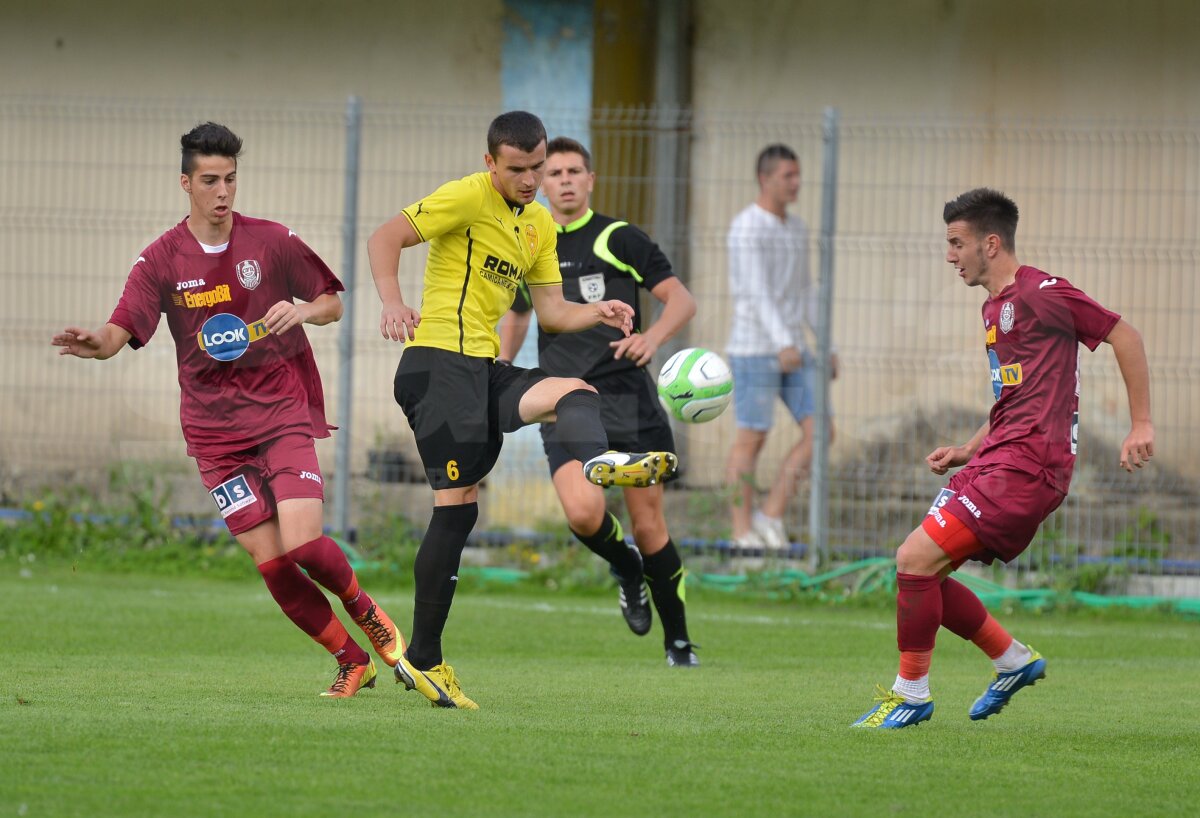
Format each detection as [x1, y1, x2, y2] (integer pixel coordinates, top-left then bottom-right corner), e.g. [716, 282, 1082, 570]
[367, 111, 678, 710]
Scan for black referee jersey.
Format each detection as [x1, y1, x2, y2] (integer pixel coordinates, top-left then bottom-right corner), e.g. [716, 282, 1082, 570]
[511, 209, 676, 380]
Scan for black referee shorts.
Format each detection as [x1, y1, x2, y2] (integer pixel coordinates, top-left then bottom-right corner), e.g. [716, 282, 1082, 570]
[539, 366, 676, 479]
[394, 346, 549, 489]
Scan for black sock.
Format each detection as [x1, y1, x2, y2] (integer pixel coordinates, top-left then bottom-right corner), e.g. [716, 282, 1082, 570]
[408, 502, 479, 669]
[643, 540, 690, 646]
[572, 512, 641, 578]
[553, 388, 608, 463]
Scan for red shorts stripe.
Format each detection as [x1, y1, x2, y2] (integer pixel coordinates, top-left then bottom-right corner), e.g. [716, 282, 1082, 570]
[921, 513, 983, 563]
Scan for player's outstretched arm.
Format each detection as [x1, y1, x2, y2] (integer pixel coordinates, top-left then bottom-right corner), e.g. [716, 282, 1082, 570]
[1104, 319, 1154, 471]
[52, 323, 132, 361]
[529, 284, 633, 336]
[367, 213, 423, 342]
[610, 277, 696, 366]
[926, 421, 990, 475]
[263, 293, 343, 336]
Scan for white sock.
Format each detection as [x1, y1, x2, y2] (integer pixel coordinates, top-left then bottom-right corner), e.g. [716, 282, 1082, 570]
[994, 639, 1033, 673]
[892, 674, 930, 704]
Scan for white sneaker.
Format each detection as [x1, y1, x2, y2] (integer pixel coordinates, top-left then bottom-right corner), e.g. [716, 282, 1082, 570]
[731, 529, 766, 549]
[752, 511, 790, 550]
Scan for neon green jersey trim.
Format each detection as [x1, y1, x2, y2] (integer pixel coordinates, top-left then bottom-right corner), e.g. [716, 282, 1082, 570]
[558, 209, 595, 234]
[593, 221, 641, 282]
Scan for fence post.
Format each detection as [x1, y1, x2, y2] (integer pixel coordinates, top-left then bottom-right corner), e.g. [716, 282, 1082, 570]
[808, 106, 839, 569]
[332, 95, 362, 537]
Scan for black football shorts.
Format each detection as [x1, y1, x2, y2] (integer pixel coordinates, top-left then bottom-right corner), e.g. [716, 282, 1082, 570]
[394, 346, 549, 489]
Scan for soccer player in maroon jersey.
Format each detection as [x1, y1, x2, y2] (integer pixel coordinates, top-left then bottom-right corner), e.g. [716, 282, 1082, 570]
[853, 188, 1155, 728]
[52, 122, 404, 698]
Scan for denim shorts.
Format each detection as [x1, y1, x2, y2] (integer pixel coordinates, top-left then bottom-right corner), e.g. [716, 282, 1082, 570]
[730, 353, 820, 431]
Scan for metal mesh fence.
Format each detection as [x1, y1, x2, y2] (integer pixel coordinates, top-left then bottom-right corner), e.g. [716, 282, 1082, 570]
[2, 96, 1197, 595]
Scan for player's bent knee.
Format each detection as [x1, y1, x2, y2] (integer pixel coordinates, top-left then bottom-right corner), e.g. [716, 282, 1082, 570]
[631, 520, 668, 549]
[565, 506, 606, 536]
[553, 377, 595, 399]
[561, 491, 607, 535]
[434, 484, 478, 506]
[896, 528, 949, 575]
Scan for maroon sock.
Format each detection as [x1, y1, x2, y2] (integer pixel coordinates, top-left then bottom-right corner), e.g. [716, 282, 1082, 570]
[290, 536, 372, 619]
[939, 577, 988, 640]
[896, 572, 942, 652]
[258, 555, 370, 664]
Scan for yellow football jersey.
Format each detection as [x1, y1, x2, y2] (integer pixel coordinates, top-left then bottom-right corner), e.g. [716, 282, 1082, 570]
[402, 172, 560, 358]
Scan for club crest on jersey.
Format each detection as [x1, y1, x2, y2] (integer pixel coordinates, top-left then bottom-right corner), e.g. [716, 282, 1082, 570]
[235, 259, 261, 290]
[579, 273, 606, 303]
[1000, 302, 1015, 333]
[196, 312, 270, 361]
[525, 224, 539, 256]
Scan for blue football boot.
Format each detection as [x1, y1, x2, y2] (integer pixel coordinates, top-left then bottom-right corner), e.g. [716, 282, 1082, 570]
[852, 685, 934, 729]
[969, 648, 1046, 721]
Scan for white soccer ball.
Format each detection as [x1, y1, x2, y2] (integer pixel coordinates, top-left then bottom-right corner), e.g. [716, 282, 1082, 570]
[656, 347, 734, 424]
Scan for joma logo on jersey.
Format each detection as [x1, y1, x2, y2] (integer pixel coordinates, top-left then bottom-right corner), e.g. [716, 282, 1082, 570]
[176, 278, 206, 291]
[182, 284, 232, 309]
[482, 254, 525, 279]
[957, 494, 983, 519]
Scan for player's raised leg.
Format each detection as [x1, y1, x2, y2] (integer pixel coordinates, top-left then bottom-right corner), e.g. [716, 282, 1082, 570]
[520, 378, 677, 488]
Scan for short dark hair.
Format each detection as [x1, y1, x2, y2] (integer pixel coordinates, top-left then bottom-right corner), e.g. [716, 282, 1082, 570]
[180, 122, 242, 175]
[756, 143, 798, 179]
[943, 188, 1019, 253]
[546, 136, 592, 171]
[487, 111, 547, 156]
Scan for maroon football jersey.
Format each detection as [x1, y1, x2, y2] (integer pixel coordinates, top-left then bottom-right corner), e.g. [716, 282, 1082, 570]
[108, 214, 344, 456]
[972, 265, 1120, 492]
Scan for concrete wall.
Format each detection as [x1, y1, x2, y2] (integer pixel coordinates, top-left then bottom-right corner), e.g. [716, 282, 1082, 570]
[693, 0, 1200, 120]
[1, 0, 502, 104]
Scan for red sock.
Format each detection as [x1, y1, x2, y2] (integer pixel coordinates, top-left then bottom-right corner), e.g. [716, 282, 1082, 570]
[258, 556, 370, 664]
[898, 649, 932, 681]
[896, 572, 942, 653]
[290, 536, 372, 619]
[939, 577, 988, 639]
[970, 614, 1014, 660]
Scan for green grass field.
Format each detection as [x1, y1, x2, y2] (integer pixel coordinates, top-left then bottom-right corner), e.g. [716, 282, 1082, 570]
[2, 566, 1197, 817]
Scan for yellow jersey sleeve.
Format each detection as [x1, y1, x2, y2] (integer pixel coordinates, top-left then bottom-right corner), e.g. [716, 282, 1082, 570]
[401, 176, 484, 242]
